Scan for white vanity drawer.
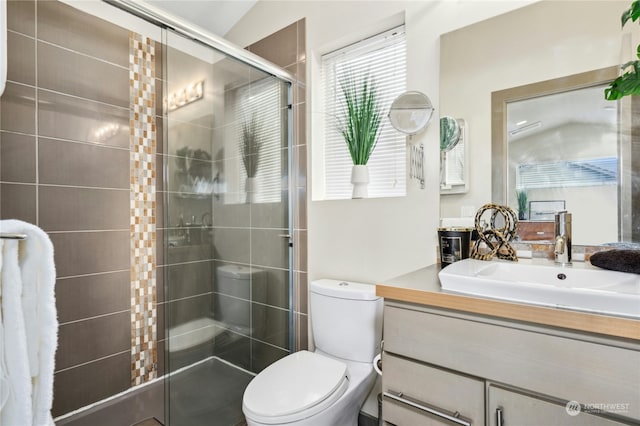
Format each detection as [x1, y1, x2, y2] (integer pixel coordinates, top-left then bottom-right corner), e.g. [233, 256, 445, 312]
[384, 304, 640, 420]
[382, 352, 484, 426]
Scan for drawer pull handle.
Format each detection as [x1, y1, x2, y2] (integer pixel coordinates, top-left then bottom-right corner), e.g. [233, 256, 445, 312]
[496, 407, 503, 426]
[383, 391, 472, 426]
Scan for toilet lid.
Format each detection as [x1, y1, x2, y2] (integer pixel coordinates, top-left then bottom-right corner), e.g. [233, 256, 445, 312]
[243, 351, 349, 424]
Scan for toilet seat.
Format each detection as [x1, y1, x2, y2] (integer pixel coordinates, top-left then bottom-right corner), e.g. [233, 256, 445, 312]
[243, 351, 349, 424]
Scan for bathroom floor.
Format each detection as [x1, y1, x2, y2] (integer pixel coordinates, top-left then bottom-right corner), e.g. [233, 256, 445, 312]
[168, 357, 254, 426]
[56, 356, 253, 426]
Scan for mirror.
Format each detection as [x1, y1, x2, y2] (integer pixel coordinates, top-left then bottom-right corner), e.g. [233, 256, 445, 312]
[493, 68, 620, 245]
[388, 91, 434, 135]
[439, 0, 637, 245]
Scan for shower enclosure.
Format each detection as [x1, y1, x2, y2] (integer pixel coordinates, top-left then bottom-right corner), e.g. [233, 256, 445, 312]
[161, 26, 293, 426]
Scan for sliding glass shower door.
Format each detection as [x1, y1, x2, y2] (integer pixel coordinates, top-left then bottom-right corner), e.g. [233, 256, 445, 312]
[162, 29, 293, 426]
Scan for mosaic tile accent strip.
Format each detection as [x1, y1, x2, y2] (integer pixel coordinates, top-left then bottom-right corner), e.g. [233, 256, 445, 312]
[129, 32, 157, 386]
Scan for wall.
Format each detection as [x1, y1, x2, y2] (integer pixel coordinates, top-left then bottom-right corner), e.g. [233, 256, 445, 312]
[226, 0, 536, 288]
[1, 0, 163, 420]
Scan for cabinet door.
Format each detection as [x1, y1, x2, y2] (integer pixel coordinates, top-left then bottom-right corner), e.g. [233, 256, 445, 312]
[383, 353, 484, 426]
[384, 304, 640, 420]
[488, 385, 635, 426]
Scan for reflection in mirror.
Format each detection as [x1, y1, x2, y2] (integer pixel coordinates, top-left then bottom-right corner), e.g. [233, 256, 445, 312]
[505, 82, 617, 244]
[439, 0, 635, 246]
[492, 67, 623, 245]
[440, 116, 460, 151]
[440, 117, 468, 194]
[388, 91, 434, 135]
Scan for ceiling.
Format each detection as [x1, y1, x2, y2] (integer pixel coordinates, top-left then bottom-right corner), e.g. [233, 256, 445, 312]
[506, 84, 617, 142]
[145, 0, 257, 36]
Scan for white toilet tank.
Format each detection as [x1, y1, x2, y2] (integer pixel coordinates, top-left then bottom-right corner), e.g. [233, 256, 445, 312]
[215, 265, 265, 334]
[310, 279, 383, 363]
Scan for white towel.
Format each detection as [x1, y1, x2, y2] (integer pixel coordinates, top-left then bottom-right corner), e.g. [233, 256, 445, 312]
[0, 220, 57, 426]
[1, 238, 32, 425]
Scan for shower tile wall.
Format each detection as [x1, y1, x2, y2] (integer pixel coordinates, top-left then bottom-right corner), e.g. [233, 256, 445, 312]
[130, 32, 158, 386]
[0, 0, 162, 419]
[247, 19, 308, 353]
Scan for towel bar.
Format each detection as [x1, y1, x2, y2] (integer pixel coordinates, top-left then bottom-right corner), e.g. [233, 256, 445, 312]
[0, 233, 27, 240]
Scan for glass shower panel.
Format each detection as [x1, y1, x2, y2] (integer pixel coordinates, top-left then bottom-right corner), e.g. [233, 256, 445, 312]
[163, 29, 292, 426]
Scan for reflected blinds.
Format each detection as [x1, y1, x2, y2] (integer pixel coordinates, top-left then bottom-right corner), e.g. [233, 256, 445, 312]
[516, 157, 618, 189]
[234, 77, 286, 203]
[321, 26, 407, 199]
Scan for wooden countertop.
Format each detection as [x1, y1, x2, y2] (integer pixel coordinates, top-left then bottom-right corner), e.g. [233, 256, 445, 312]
[376, 264, 640, 341]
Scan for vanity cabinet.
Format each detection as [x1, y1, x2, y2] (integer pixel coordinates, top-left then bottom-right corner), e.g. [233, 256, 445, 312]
[382, 301, 640, 426]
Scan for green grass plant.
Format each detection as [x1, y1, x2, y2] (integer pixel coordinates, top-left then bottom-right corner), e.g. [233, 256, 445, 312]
[338, 74, 383, 165]
[241, 116, 261, 178]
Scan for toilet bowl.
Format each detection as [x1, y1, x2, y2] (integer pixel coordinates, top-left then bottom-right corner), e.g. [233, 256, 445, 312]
[242, 279, 383, 426]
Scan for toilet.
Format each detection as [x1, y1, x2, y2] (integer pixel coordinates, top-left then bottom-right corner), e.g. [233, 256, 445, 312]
[242, 279, 383, 426]
[215, 264, 265, 335]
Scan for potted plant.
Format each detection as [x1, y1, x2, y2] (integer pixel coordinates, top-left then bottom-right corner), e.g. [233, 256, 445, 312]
[516, 190, 528, 220]
[338, 74, 383, 198]
[241, 115, 262, 203]
[605, 0, 640, 100]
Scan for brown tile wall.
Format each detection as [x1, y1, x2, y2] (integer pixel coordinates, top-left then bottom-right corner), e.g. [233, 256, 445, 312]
[0, 0, 163, 419]
[246, 19, 308, 353]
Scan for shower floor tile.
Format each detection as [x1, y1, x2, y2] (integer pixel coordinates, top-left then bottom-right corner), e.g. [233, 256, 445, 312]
[55, 357, 253, 426]
[168, 357, 254, 426]
[132, 418, 164, 426]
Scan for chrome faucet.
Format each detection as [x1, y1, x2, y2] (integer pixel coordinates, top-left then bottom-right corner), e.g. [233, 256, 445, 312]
[554, 210, 572, 265]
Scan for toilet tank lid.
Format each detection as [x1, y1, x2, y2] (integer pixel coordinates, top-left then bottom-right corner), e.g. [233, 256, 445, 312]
[310, 279, 381, 301]
[217, 264, 261, 279]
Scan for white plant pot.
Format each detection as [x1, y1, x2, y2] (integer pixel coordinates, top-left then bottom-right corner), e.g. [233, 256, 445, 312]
[245, 176, 257, 203]
[351, 165, 369, 199]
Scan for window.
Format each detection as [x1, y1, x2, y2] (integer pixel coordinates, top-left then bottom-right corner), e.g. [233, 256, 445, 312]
[320, 26, 407, 200]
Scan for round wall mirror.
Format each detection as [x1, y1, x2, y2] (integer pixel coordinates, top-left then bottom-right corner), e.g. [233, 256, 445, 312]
[388, 91, 434, 135]
[440, 116, 461, 152]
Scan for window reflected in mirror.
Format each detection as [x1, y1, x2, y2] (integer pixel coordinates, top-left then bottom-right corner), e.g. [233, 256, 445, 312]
[440, 118, 468, 194]
[506, 82, 618, 245]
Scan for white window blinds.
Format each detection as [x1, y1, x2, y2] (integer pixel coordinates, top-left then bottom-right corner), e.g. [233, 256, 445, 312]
[516, 157, 618, 190]
[321, 26, 407, 200]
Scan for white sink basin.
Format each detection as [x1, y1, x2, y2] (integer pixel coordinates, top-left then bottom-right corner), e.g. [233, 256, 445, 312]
[438, 259, 640, 318]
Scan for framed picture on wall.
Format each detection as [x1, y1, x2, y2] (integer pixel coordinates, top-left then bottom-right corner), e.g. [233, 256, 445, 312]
[529, 200, 566, 221]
